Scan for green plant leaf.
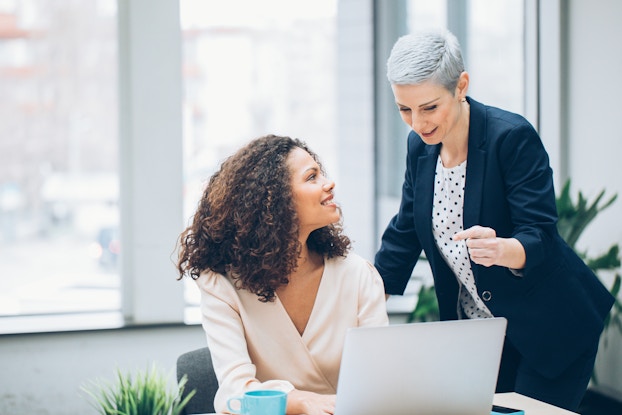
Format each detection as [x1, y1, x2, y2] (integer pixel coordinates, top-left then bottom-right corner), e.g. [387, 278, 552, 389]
[586, 245, 621, 272]
[82, 364, 196, 415]
[408, 285, 439, 323]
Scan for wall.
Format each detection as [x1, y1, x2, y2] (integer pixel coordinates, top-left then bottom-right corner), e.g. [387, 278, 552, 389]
[336, 0, 377, 260]
[0, 325, 206, 415]
[566, 0, 622, 389]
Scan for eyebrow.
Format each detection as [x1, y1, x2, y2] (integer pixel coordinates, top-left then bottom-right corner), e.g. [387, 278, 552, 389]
[302, 166, 319, 176]
[417, 97, 441, 108]
[395, 97, 441, 108]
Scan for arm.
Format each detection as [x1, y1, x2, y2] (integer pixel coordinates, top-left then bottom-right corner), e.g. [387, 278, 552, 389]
[454, 121, 557, 273]
[453, 225, 526, 269]
[358, 260, 390, 327]
[197, 275, 295, 413]
[374, 133, 424, 294]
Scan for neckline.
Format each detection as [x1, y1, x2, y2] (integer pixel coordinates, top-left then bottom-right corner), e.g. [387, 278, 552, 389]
[438, 154, 467, 171]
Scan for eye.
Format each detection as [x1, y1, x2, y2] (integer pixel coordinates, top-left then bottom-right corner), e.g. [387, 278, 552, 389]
[398, 107, 411, 113]
[423, 105, 438, 112]
[306, 173, 317, 182]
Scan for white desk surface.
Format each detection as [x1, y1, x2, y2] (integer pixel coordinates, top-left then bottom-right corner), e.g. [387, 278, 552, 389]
[493, 392, 578, 414]
[200, 392, 578, 415]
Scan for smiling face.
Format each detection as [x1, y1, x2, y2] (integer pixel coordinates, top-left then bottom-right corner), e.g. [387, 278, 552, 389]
[287, 147, 340, 237]
[392, 72, 469, 147]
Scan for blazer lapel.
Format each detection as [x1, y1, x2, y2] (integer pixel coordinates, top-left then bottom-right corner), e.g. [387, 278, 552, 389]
[414, 145, 439, 249]
[463, 98, 487, 229]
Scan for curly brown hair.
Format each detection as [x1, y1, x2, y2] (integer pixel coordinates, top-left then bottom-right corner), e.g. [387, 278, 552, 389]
[177, 134, 351, 302]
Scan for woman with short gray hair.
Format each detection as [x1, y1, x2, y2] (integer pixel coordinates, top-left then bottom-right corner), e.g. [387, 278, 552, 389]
[375, 29, 613, 412]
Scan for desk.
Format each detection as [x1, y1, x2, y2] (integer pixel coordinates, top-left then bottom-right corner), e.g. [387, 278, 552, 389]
[494, 392, 578, 414]
[198, 392, 577, 415]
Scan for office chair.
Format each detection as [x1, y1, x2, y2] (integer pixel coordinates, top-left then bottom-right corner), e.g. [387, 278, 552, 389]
[176, 347, 219, 415]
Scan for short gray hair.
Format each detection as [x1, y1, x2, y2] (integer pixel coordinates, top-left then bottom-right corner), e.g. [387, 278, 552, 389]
[386, 29, 464, 92]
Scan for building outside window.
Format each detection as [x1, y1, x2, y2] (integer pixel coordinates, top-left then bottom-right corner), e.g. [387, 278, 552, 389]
[179, 0, 339, 312]
[0, 0, 120, 323]
[0, 0, 528, 331]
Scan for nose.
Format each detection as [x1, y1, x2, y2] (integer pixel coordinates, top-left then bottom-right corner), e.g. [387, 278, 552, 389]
[401, 111, 423, 132]
[323, 178, 335, 192]
[410, 114, 424, 132]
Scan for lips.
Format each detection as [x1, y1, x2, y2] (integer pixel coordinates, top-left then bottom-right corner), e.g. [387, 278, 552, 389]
[321, 194, 335, 206]
[421, 127, 437, 138]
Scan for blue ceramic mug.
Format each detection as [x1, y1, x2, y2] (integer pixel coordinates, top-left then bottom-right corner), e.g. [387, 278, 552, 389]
[227, 390, 287, 415]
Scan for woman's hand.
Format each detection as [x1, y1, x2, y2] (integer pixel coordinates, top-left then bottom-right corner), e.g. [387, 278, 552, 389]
[286, 389, 336, 415]
[453, 225, 525, 269]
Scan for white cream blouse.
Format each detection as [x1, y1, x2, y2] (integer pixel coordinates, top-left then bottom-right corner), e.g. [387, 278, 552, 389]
[195, 253, 389, 413]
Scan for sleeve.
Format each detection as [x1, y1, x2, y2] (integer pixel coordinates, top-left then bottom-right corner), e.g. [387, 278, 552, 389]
[357, 260, 390, 327]
[196, 275, 294, 414]
[374, 132, 424, 295]
[496, 121, 559, 273]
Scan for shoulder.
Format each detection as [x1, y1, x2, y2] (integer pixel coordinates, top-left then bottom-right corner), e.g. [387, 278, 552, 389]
[328, 252, 373, 269]
[195, 270, 241, 307]
[469, 98, 543, 155]
[326, 253, 382, 282]
[471, 98, 537, 136]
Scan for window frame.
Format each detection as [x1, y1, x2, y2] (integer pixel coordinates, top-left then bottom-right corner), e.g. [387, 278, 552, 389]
[1, 0, 547, 333]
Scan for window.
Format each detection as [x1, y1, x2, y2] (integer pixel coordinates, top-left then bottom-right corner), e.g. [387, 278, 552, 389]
[179, 0, 338, 313]
[376, 0, 526, 237]
[0, 0, 120, 323]
[1, 0, 531, 331]
[371, 0, 528, 314]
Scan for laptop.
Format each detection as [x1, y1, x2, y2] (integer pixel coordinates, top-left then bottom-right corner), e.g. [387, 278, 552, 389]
[334, 317, 508, 415]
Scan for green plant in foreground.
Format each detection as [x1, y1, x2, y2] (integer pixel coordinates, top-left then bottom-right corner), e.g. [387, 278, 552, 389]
[82, 364, 196, 415]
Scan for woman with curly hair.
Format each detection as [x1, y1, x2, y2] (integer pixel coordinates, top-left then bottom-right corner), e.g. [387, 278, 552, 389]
[177, 134, 388, 415]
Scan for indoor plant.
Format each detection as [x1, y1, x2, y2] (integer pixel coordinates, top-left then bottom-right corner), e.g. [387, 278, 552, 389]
[82, 364, 196, 415]
[555, 179, 621, 347]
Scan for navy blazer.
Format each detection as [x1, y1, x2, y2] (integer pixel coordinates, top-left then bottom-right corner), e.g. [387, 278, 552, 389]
[375, 97, 614, 378]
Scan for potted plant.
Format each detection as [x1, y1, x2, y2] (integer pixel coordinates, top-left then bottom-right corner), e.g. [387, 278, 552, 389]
[82, 364, 196, 415]
[555, 179, 621, 349]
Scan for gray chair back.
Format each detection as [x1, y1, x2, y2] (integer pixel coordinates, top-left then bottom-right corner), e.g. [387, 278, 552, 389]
[176, 347, 219, 415]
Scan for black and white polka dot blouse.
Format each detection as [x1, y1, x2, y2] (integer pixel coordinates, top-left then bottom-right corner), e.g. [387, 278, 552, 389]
[431, 155, 493, 319]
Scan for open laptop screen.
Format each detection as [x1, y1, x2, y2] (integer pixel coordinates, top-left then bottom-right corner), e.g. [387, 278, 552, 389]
[334, 317, 507, 415]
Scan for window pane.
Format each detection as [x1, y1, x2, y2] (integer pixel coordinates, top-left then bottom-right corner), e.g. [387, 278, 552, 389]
[467, 0, 524, 114]
[0, 0, 120, 319]
[377, 0, 525, 238]
[407, 0, 525, 114]
[179, 0, 338, 311]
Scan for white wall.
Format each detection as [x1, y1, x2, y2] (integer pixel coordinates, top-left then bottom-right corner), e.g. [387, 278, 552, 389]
[336, 0, 377, 261]
[0, 325, 207, 415]
[565, 0, 622, 388]
[566, 0, 622, 258]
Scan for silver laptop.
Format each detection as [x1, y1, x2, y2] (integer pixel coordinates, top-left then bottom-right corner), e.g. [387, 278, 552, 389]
[334, 317, 507, 415]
